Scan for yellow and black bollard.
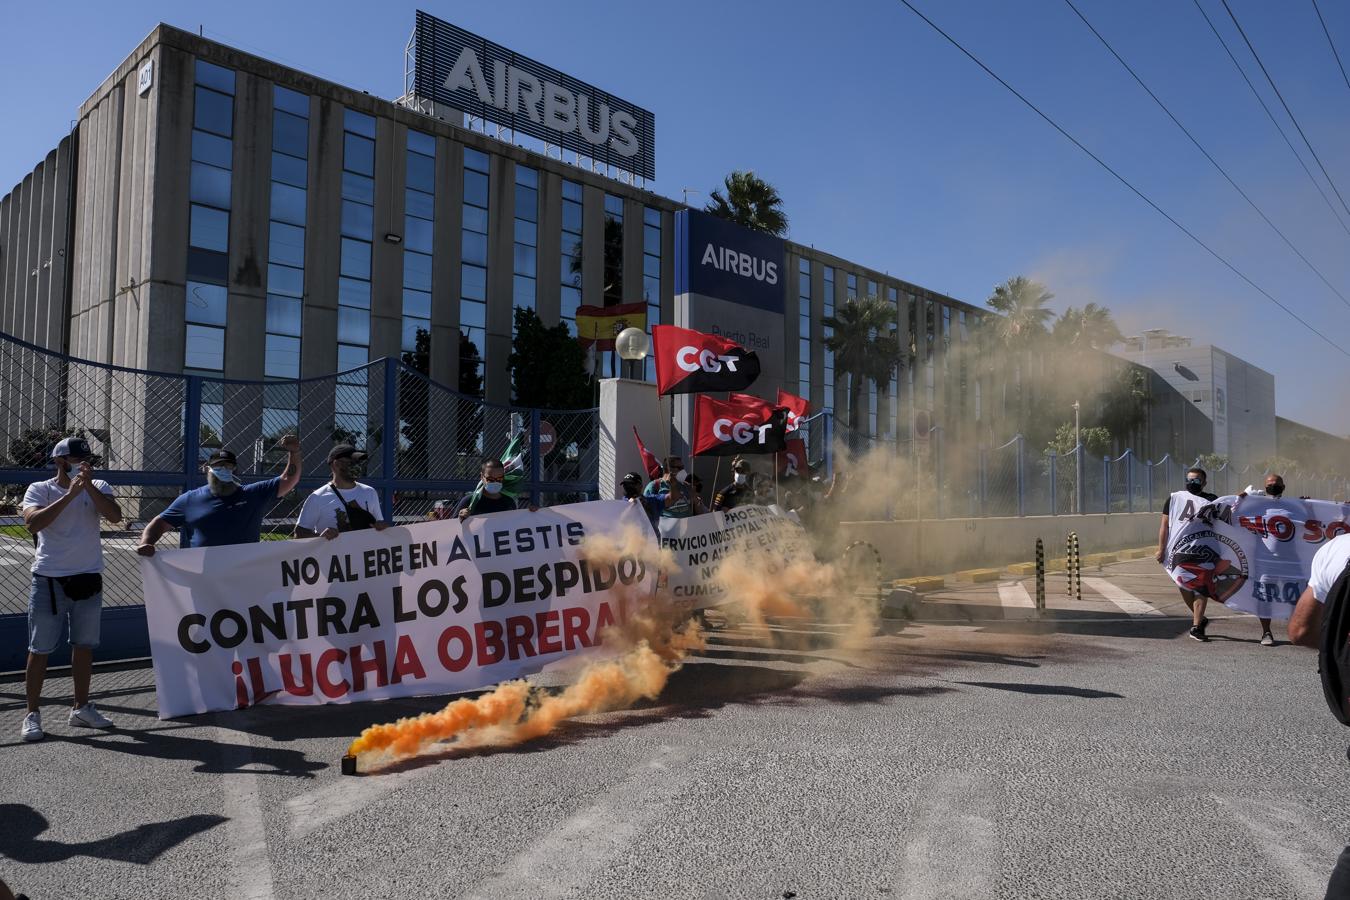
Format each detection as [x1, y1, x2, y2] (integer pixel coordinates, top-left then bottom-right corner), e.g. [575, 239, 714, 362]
[1035, 538, 1046, 611]
[1065, 532, 1082, 602]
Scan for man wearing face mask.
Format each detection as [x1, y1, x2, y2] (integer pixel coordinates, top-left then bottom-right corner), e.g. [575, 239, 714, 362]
[621, 471, 662, 531]
[1157, 466, 1219, 641]
[136, 436, 302, 554]
[712, 457, 755, 512]
[644, 456, 704, 519]
[19, 438, 123, 742]
[294, 445, 388, 539]
[454, 459, 523, 519]
[1235, 473, 1305, 646]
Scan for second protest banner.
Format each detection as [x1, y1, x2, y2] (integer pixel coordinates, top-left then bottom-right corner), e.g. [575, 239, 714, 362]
[141, 501, 657, 718]
[658, 504, 810, 611]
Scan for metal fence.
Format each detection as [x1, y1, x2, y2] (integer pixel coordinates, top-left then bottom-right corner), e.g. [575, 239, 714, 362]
[0, 331, 600, 620]
[816, 416, 1350, 522]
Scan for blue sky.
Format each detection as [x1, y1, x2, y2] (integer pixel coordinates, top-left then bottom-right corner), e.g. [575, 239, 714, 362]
[5, 0, 1350, 436]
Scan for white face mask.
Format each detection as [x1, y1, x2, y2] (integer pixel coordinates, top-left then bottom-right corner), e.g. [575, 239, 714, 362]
[483, 481, 503, 496]
[734, 472, 748, 485]
[674, 470, 688, 484]
[210, 466, 235, 484]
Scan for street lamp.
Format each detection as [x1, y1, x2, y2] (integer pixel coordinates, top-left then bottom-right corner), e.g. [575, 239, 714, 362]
[615, 326, 650, 380]
[1072, 400, 1082, 514]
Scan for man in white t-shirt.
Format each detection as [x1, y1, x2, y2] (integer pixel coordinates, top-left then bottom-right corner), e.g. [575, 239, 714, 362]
[294, 444, 388, 539]
[19, 437, 124, 742]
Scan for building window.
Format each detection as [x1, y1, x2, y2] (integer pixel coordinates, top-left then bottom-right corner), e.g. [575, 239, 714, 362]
[847, 273, 857, 300]
[643, 206, 662, 381]
[336, 108, 375, 443]
[560, 179, 583, 330]
[798, 258, 811, 403]
[823, 267, 835, 410]
[460, 147, 490, 394]
[603, 194, 623, 307]
[886, 285, 899, 438]
[264, 84, 307, 415]
[512, 165, 538, 330]
[403, 130, 435, 359]
[186, 59, 234, 393]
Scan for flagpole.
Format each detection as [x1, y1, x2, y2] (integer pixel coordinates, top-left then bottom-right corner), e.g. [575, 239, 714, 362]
[711, 457, 722, 510]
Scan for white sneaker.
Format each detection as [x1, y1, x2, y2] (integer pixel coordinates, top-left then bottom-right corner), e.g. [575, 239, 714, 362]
[21, 710, 43, 742]
[1260, 631, 1275, 647]
[69, 703, 113, 729]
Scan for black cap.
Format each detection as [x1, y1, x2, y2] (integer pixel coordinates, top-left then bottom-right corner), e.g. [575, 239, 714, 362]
[51, 437, 92, 460]
[328, 444, 369, 464]
[621, 471, 643, 484]
[206, 449, 237, 467]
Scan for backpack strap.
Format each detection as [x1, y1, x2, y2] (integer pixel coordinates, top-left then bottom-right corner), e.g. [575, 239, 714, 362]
[1319, 559, 1350, 726]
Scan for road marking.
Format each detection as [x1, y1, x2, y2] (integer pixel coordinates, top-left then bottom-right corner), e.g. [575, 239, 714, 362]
[216, 721, 277, 900]
[462, 745, 690, 900]
[996, 581, 1034, 609]
[1214, 794, 1339, 899]
[895, 771, 998, 899]
[1083, 577, 1163, 616]
[287, 766, 436, 840]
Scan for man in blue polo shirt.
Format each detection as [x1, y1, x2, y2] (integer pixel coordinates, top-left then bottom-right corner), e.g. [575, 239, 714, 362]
[136, 436, 302, 554]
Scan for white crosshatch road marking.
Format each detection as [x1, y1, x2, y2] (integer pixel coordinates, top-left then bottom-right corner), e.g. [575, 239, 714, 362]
[1083, 577, 1164, 616]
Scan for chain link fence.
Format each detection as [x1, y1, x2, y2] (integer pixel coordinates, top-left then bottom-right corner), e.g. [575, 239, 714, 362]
[0, 332, 599, 619]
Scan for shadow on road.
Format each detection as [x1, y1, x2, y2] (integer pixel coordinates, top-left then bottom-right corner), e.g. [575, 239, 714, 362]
[57, 725, 324, 777]
[952, 680, 1124, 699]
[0, 803, 224, 864]
[907, 601, 1193, 640]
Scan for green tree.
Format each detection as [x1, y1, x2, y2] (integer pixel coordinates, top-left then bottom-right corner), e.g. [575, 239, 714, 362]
[508, 307, 596, 410]
[822, 297, 900, 436]
[705, 170, 788, 237]
[986, 276, 1054, 348]
[1051, 302, 1122, 351]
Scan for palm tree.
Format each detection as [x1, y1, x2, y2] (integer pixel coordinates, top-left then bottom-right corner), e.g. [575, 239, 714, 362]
[1052, 303, 1122, 351]
[822, 297, 901, 437]
[704, 170, 789, 237]
[985, 276, 1054, 348]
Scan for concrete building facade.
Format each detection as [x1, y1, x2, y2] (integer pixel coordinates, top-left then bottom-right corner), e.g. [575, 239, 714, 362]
[0, 25, 991, 460]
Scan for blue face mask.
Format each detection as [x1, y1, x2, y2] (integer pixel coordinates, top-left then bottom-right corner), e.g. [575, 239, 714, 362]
[483, 481, 503, 496]
[210, 466, 236, 484]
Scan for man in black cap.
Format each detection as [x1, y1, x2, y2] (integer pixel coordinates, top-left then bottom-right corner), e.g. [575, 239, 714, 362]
[712, 456, 756, 512]
[295, 444, 387, 539]
[136, 435, 302, 554]
[621, 471, 662, 532]
[19, 437, 123, 742]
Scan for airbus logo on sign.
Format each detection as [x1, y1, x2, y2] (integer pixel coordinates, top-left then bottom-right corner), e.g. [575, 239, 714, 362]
[699, 244, 778, 285]
[411, 12, 656, 180]
[443, 47, 640, 160]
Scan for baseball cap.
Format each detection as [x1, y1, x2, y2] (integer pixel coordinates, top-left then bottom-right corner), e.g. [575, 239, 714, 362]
[328, 444, 369, 463]
[205, 449, 238, 467]
[51, 437, 92, 460]
[621, 471, 643, 484]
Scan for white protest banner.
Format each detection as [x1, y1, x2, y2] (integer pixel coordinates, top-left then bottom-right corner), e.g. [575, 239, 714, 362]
[658, 504, 810, 612]
[140, 500, 657, 718]
[1165, 494, 1350, 619]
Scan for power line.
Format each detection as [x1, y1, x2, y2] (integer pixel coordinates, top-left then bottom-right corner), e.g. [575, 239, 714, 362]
[893, 0, 1350, 360]
[1063, 0, 1350, 311]
[1219, 0, 1350, 221]
[1190, 0, 1350, 238]
[1311, 0, 1350, 95]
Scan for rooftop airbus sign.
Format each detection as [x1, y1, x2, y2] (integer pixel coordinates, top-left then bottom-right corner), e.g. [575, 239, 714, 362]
[410, 11, 656, 180]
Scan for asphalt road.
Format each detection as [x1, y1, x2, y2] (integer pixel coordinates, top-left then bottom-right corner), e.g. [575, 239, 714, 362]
[2, 557, 1347, 899]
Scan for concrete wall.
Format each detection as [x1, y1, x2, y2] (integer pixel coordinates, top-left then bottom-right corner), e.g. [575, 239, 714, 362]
[839, 512, 1159, 579]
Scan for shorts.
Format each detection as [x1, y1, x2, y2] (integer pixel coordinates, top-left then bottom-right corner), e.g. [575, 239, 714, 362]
[27, 575, 103, 654]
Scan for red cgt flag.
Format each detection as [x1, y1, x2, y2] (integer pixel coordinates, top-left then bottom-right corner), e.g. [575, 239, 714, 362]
[633, 427, 662, 480]
[777, 437, 808, 477]
[692, 394, 788, 457]
[776, 389, 809, 433]
[652, 325, 761, 395]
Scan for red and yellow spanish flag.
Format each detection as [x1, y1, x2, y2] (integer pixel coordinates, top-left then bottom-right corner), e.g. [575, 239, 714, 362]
[575, 302, 648, 350]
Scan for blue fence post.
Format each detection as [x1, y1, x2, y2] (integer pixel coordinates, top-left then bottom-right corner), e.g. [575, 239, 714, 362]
[1015, 434, 1026, 518]
[1125, 450, 1134, 513]
[1049, 451, 1057, 515]
[182, 375, 202, 490]
[823, 411, 833, 481]
[1075, 445, 1085, 515]
[1102, 455, 1110, 513]
[380, 357, 398, 520]
[529, 408, 542, 507]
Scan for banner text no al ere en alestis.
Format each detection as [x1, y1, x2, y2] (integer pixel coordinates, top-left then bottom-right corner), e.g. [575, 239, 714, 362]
[140, 501, 657, 718]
